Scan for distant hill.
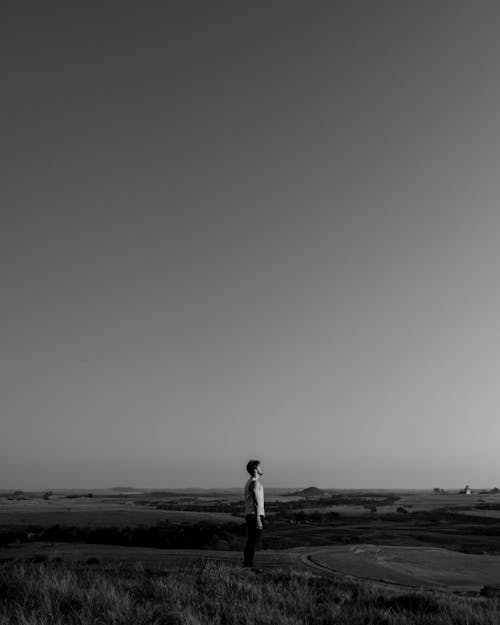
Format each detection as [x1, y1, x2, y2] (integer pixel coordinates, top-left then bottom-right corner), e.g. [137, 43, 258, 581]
[111, 487, 141, 492]
[291, 487, 325, 498]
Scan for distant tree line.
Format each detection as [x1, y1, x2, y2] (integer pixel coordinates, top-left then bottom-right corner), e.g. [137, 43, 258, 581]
[0, 521, 246, 551]
[2, 491, 93, 501]
[137, 493, 400, 516]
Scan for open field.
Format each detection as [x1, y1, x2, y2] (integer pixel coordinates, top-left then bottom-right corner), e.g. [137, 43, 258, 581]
[3, 487, 500, 597]
[0, 495, 238, 527]
[306, 545, 500, 592]
[462, 510, 500, 519]
[390, 491, 500, 512]
[3, 541, 500, 594]
[0, 541, 302, 570]
[3, 559, 500, 625]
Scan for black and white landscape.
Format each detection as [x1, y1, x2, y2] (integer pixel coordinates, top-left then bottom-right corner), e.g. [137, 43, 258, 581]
[2, 2, 500, 622]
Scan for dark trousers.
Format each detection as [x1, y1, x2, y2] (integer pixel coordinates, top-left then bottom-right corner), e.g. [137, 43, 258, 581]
[243, 514, 264, 567]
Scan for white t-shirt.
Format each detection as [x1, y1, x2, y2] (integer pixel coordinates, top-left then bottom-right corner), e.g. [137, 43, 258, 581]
[244, 477, 265, 517]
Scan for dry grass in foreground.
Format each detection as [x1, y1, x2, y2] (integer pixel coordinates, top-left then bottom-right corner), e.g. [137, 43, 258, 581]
[0, 559, 498, 625]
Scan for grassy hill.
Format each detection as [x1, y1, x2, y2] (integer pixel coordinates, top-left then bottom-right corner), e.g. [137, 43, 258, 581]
[0, 559, 497, 624]
[292, 486, 325, 497]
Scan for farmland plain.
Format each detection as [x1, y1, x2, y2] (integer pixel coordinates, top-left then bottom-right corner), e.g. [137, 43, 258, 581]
[2, 487, 500, 594]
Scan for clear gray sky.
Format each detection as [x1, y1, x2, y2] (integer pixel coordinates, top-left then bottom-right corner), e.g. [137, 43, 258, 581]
[2, 1, 500, 490]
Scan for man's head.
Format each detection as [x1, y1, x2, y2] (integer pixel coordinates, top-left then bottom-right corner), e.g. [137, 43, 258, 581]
[246, 459, 263, 477]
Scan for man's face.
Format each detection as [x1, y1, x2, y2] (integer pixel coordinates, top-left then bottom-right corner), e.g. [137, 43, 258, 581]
[256, 464, 263, 477]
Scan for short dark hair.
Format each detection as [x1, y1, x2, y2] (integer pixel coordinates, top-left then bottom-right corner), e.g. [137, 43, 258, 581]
[246, 459, 261, 475]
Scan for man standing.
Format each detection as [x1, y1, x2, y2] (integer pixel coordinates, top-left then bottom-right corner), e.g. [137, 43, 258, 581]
[243, 459, 265, 568]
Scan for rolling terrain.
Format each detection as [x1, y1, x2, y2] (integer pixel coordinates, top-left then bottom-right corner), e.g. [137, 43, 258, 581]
[2, 487, 500, 595]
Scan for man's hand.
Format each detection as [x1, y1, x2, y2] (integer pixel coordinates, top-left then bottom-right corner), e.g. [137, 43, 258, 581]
[256, 518, 263, 530]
